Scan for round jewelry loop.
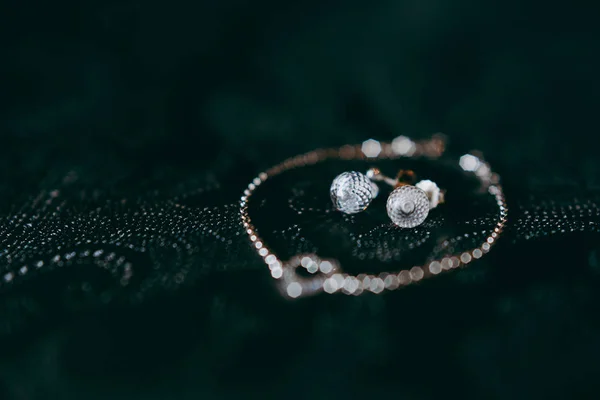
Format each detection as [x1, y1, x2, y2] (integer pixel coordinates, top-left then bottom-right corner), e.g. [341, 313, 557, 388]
[239, 135, 508, 299]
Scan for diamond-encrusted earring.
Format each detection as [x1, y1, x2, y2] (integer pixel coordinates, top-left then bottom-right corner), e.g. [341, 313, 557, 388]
[330, 171, 379, 214]
[369, 168, 444, 228]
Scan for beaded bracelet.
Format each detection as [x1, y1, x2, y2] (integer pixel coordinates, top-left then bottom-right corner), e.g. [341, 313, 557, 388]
[239, 134, 507, 298]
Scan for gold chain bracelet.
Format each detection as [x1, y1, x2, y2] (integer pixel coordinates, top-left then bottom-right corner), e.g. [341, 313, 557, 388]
[239, 134, 508, 299]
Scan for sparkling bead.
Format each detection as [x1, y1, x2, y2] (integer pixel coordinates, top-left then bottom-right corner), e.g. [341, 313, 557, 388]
[386, 186, 429, 228]
[391, 135, 416, 156]
[330, 171, 376, 214]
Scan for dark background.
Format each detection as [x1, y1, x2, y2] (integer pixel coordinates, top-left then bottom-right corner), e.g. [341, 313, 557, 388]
[1, 0, 600, 399]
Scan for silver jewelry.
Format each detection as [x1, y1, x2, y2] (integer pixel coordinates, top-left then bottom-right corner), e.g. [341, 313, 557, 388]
[386, 185, 431, 228]
[330, 168, 443, 226]
[365, 167, 445, 228]
[330, 171, 378, 214]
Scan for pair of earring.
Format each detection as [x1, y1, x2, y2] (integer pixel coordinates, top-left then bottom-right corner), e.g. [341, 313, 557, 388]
[330, 168, 444, 228]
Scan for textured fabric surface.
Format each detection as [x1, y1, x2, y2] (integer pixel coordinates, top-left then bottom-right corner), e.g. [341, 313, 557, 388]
[1, 0, 600, 399]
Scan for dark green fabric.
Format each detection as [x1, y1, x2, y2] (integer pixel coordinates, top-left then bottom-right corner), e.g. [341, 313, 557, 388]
[1, 0, 599, 399]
